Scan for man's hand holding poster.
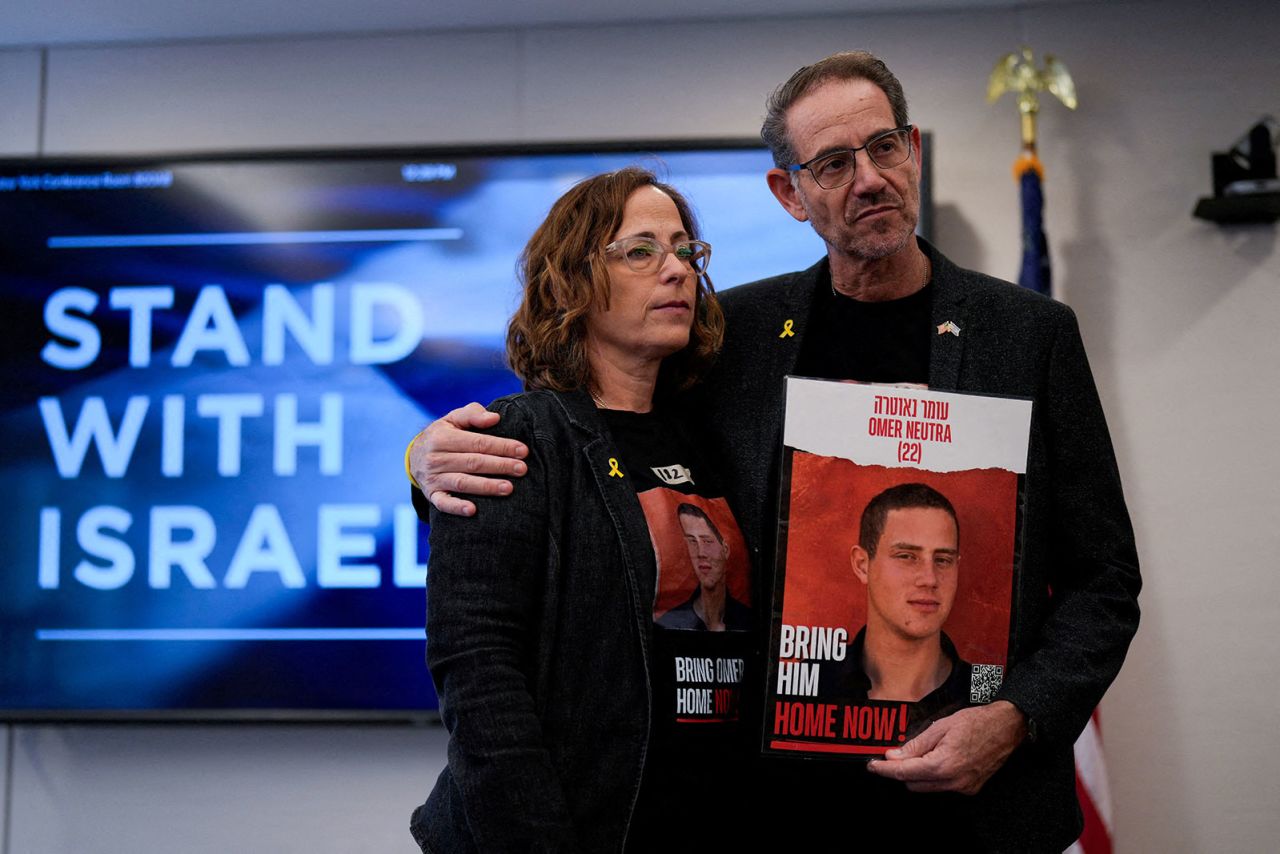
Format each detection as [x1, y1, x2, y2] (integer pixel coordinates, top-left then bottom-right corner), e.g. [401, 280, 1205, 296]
[764, 378, 1032, 758]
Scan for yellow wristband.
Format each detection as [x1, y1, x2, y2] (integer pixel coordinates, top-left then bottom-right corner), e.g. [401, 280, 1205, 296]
[405, 433, 422, 491]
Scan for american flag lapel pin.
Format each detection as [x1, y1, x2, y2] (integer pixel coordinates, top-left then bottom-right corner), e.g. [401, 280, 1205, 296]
[936, 320, 961, 337]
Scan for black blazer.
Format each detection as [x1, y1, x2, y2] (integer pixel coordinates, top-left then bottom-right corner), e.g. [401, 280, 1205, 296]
[692, 238, 1141, 852]
[412, 389, 656, 854]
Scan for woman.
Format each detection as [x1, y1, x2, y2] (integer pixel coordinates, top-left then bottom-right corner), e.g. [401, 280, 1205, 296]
[410, 168, 756, 853]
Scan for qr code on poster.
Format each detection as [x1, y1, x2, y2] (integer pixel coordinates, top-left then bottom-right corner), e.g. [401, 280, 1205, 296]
[969, 664, 1004, 704]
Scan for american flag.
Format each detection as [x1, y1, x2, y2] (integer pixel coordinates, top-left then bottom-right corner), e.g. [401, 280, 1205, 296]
[1067, 711, 1113, 854]
[1015, 153, 1052, 295]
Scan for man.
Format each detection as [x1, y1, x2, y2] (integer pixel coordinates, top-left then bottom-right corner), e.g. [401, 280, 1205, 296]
[658, 503, 751, 631]
[821, 484, 972, 731]
[411, 51, 1140, 851]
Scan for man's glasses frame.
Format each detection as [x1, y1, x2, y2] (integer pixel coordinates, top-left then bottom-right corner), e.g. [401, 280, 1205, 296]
[787, 125, 916, 190]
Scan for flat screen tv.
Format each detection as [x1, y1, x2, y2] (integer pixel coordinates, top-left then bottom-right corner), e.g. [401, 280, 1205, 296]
[0, 139, 930, 720]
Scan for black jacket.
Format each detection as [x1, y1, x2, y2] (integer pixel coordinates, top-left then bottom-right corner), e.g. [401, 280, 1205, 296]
[411, 389, 655, 854]
[692, 238, 1141, 852]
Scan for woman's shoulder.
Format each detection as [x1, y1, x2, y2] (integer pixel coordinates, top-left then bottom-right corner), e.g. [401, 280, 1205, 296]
[483, 388, 590, 444]
[487, 388, 556, 415]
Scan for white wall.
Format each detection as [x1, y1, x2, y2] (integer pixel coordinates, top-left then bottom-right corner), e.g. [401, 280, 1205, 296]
[5, 725, 445, 854]
[0, 50, 42, 155]
[3, 1, 1278, 851]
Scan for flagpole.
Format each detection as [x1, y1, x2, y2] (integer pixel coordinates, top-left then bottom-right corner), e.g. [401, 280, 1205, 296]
[986, 48, 1077, 296]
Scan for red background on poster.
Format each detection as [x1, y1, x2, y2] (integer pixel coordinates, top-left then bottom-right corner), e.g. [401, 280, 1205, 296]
[778, 452, 1018, 666]
[640, 489, 752, 614]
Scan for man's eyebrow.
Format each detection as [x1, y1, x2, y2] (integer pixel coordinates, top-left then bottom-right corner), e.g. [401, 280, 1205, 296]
[805, 145, 852, 162]
[886, 542, 958, 555]
[806, 129, 900, 161]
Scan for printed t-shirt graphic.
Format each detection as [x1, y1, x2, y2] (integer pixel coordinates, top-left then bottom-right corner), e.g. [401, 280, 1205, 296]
[597, 408, 751, 728]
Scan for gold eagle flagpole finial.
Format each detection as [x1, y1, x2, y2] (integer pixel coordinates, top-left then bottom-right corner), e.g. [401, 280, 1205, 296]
[987, 47, 1077, 160]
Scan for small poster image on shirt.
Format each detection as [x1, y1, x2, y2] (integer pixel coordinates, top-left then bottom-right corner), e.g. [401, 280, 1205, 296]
[641, 490, 751, 632]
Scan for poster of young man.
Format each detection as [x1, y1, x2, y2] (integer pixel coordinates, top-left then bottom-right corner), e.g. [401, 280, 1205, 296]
[764, 378, 1032, 758]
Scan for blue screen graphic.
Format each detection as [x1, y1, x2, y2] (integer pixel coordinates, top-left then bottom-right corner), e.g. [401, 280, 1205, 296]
[0, 146, 828, 718]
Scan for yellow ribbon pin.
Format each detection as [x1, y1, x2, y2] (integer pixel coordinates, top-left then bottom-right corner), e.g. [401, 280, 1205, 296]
[607, 457, 624, 478]
[779, 319, 795, 338]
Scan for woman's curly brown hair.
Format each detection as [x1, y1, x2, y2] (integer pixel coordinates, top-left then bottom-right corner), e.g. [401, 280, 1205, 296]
[505, 167, 725, 395]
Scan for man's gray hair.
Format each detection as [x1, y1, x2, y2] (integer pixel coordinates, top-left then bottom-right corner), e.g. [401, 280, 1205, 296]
[760, 51, 910, 169]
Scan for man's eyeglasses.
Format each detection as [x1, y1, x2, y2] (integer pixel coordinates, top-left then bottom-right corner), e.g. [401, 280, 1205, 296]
[604, 237, 712, 274]
[787, 126, 915, 190]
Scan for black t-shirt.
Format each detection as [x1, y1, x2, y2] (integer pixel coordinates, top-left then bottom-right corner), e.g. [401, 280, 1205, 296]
[794, 269, 933, 385]
[598, 406, 756, 850]
[818, 628, 973, 739]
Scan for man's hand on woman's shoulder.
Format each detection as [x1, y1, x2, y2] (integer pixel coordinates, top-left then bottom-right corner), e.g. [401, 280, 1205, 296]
[408, 402, 529, 517]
